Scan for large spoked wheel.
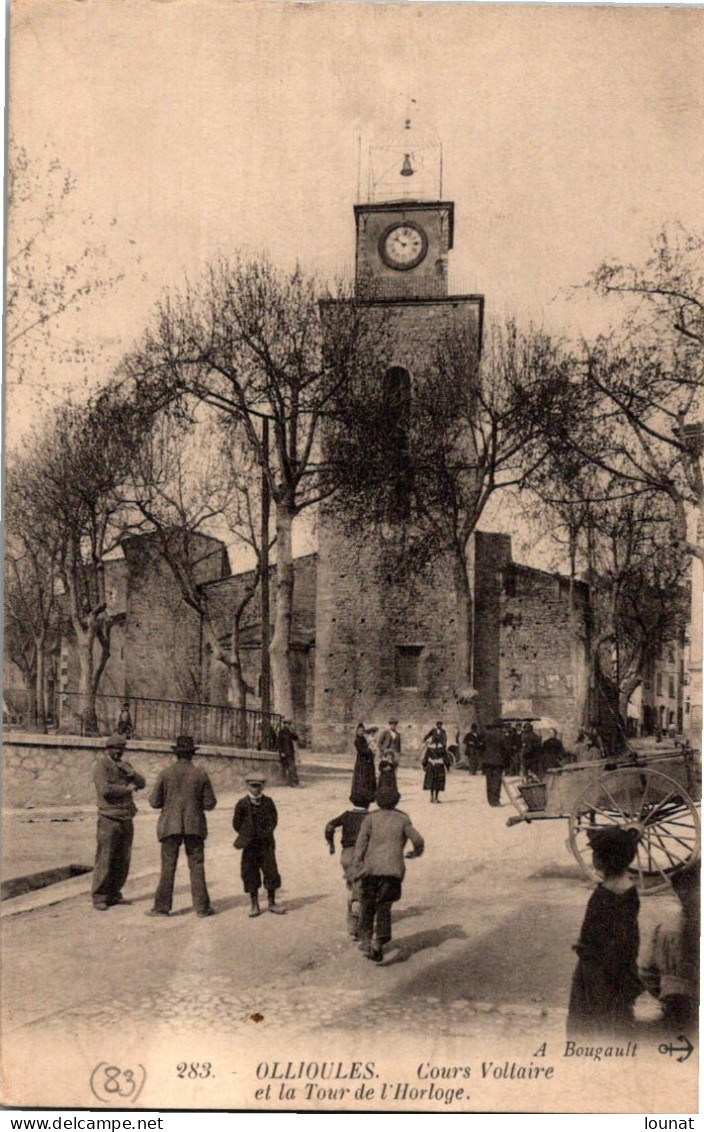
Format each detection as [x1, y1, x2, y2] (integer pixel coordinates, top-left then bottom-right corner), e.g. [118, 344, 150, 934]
[568, 767, 701, 895]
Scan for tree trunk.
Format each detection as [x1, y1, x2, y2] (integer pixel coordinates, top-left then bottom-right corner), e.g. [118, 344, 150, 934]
[35, 639, 47, 734]
[230, 613, 249, 714]
[75, 627, 99, 736]
[269, 500, 295, 721]
[452, 549, 478, 732]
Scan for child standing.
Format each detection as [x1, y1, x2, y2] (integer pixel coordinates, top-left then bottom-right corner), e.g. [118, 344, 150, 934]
[324, 791, 371, 938]
[567, 826, 642, 1037]
[233, 773, 286, 917]
[353, 783, 424, 963]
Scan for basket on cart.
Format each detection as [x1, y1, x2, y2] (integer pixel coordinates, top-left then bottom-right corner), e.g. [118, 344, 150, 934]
[517, 781, 547, 812]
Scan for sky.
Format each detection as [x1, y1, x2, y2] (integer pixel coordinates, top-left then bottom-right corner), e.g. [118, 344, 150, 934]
[6, 0, 704, 566]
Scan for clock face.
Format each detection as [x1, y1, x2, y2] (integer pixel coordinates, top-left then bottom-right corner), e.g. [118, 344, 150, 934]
[379, 221, 428, 271]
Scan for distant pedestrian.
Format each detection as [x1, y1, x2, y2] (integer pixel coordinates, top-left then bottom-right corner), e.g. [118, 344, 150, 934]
[505, 725, 521, 775]
[421, 722, 451, 803]
[147, 735, 217, 919]
[542, 728, 566, 773]
[351, 723, 377, 804]
[92, 733, 145, 911]
[481, 725, 508, 807]
[325, 791, 371, 938]
[520, 723, 543, 778]
[573, 728, 603, 764]
[277, 719, 300, 787]
[233, 773, 286, 917]
[463, 722, 485, 775]
[116, 701, 133, 738]
[567, 827, 642, 1038]
[354, 782, 424, 963]
[377, 716, 401, 790]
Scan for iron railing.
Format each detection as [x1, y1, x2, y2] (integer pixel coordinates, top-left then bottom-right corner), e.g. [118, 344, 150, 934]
[57, 691, 281, 751]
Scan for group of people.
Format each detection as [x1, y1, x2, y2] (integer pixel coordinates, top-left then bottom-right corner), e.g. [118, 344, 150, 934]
[92, 718, 699, 1031]
[92, 731, 286, 919]
[325, 718, 424, 963]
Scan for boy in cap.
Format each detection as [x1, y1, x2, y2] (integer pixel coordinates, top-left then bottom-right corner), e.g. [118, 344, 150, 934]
[325, 790, 372, 938]
[147, 735, 217, 918]
[233, 773, 286, 917]
[92, 732, 146, 910]
[353, 782, 424, 963]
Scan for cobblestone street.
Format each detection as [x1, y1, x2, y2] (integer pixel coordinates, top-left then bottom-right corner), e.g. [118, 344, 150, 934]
[1, 760, 690, 1110]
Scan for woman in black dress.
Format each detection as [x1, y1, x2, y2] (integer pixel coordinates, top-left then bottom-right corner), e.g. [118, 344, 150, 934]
[422, 723, 451, 803]
[351, 723, 377, 805]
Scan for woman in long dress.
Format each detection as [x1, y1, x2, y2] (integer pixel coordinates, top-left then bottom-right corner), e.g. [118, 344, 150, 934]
[422, 723, 451, 803]
[351, 723, 377, 805]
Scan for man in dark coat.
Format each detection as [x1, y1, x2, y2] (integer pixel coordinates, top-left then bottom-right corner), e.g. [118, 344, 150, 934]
[277, 719, 300, 786]
[147, 735, 217, 918]
[542, 728, 566, 773]
[378, 717, 402, 763]
[92, 732, 146, 910]
[233, 773, 285, 917]
[463, 722, 485, 775]
[505, 725, 522, 775]
[521, 723, 543, 778]
[481, 725, 508, 807]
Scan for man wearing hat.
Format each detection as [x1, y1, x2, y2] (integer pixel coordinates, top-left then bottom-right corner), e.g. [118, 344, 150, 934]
[233, 773, 285, 916]
[92, 732, 146, 911]
[377, 716, 402, 790]
[379, 717, 402, 762]
[147, 735, 217, 918]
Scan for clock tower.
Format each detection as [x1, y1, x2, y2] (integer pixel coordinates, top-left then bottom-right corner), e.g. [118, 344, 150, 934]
[313, 123, 484, 751]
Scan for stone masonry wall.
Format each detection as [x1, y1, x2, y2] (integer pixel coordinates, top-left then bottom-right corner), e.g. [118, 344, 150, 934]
[314, 296, 482, 754]
[3, 734, 285, 809]
[121, 534, 224, 704]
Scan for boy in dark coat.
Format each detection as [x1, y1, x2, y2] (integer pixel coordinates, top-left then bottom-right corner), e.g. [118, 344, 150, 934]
[233, 773, 285, 917]
[325, 789, 372, 937]
[147, 735, 217, 918]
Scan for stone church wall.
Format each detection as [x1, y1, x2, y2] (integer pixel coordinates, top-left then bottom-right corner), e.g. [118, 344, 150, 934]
[121, 534, 225, 704]
[474, 531, 589, 741]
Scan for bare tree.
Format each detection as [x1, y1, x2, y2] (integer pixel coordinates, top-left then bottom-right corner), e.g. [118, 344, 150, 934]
[4, 460, 63, 730]
[6, 139, 125, 395]
[18, 385, 154, 733]
[566, 225, 704, 561]
[327, 317, 575, 715]
[130, 409, 269, 711]
[122, 256, 371, 718]
[524, 456, 689, 740]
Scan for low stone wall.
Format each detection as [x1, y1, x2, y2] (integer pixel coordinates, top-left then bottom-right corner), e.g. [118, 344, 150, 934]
[2, 733, 285, 809]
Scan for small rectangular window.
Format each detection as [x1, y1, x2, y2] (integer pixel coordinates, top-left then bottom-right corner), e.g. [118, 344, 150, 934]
[395, 645, 423, 689]
[668, 677, 675, 699]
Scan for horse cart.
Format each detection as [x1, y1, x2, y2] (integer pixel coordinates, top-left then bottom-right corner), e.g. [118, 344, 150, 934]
[504, 745, 701, 894]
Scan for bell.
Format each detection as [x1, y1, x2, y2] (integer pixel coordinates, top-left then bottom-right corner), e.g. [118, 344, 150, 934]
[400, 152, 415, 177]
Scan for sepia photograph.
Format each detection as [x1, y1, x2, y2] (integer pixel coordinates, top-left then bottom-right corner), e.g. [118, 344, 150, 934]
[2, 0, 702, 1115]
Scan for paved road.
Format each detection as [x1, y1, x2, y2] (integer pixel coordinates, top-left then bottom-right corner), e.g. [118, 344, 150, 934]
[1, 763, 687, 1111]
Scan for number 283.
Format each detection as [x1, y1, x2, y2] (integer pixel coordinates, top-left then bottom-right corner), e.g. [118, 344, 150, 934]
[176, 1062, 213, 1079]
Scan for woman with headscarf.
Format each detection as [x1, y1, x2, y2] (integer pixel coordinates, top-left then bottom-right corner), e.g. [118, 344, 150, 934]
[351, 723, 377, 805]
